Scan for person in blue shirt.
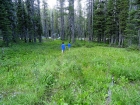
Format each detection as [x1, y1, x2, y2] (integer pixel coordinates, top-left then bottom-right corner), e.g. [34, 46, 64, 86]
[68, 42, 71, 50]
[61, 42, 66, 53]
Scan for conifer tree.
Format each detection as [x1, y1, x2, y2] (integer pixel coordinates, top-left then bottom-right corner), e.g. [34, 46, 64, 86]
[125, 0, 135, 46]
[94, 1, 105, 42]
[105, 0, 117, 45]
[36, 0, 42, 42]
[117, 0, 129, 47]
[17, 0, 24, 40]
[134, 0, 140, 47]
[12, 0, 18, 43]
[0, 0, 14, 46]
[26, 0, 34, 42]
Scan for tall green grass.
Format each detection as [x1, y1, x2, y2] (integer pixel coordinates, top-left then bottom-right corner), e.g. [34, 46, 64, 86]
[0, 40, 140, 104]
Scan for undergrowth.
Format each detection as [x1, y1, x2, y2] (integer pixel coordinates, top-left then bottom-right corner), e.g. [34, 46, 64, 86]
[0, 40, 140, 104]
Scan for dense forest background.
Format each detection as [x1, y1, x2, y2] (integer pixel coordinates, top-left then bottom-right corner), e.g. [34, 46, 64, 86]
[0, 0, 140, 48]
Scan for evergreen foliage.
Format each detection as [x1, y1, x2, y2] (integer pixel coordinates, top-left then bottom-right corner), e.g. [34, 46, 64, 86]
[0, 0, 139, 47]
[94, 1, 106, 42]
[105, 0, 117, 44]
[0, 0, 14, 46]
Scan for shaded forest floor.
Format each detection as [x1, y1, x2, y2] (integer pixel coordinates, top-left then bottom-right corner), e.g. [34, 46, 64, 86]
[0, 40, 140, 104]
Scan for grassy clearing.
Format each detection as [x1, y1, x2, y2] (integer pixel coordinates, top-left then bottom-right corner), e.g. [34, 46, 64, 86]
[0, 40, 140, 104]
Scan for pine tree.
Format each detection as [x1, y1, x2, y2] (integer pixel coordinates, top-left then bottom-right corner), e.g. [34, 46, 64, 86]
[17, 0, 24, 40]
[25, 0, 33, 42]
[125, 0, 135, 46]
[36, 0, 42, 42]
[12, 0, 18, 43]
[105, 0, 117, 45]
[117, 0, 129, 47]
[94, 1, 106, 42]
[0, 0, 14, 46]
[134, 0, 140, 47]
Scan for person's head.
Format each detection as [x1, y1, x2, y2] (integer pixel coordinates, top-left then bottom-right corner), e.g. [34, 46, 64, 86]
[69, 42, 70, 43]
[62, 42, 64, 44]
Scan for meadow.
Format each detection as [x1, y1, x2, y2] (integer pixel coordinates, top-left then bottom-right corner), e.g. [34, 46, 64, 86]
[0, 40, 140, 105]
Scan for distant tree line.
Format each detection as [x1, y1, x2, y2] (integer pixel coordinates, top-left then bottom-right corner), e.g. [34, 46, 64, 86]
[0, 0, 42, 46]
[0, 0, 139, 48]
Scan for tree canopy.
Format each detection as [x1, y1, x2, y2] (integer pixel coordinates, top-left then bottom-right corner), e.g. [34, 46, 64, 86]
[0, 0, 139, 48]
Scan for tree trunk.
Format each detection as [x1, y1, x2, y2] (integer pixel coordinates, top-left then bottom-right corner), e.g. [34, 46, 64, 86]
[69, 0, 75, 43]
[114, 36, 117, 45]
[51, 11, 54, 39]
[91, 0, 94, 41]
[88, 0, 91, 41]
[60, 0, 65, 40]
[118, 33, 122, 47]
[138, 29, 140, 49]
[43, 0, 48, 38]
[30, 0, 36, 43]
[3, 34, 9, 47]
[121, 36, 124, 47]
[12, 0, 18, 43]
[118, 19, 122, 47]
[110, 35, 114, 46]
[128, 37, 132, 47]
[37, 0, 42, 43]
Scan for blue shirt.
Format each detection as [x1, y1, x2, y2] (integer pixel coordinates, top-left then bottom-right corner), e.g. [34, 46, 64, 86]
[68, 43, 71, 48]
[61, 44, 65, 50]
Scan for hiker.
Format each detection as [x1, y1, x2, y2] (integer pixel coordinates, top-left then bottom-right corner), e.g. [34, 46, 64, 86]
[61, 42, 66, 53]
[68, 42, 71, 50]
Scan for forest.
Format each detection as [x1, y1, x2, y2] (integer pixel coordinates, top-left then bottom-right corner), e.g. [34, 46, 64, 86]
[0, 0, 140, 47]
[0, 0, 140, 104]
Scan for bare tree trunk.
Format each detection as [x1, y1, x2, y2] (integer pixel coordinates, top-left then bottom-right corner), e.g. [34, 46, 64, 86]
[77, 0, 83, 40]
[26, 0, 34, 42]
[91, 0, 94, 41]
[69, 0, 75, 43]
[138, 29, 140, 49]
[110, 35, 114, 46]
[60, 0, 65, 40]
[84, 11, 86, 40]
[103, 0, 107, 43]
[24, 28, 27, 43]
[43, 0, 48, 38]
[88, 0, 91, 41]
[37, 0, 42, 43]
[128, 38, 132, 46]
[121, 36, 124, 47]
[51, 11, 54, 39]
[127, 0, 132, 47]
[118, 18, 122, 47]
[12, 0, 18, 43]
[20, 0, 27, 43]
[87, 0, 94, 41]
[31, 0, 37, 42]
[118, 33, 122, 47]
[114, 36, 117, 45]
